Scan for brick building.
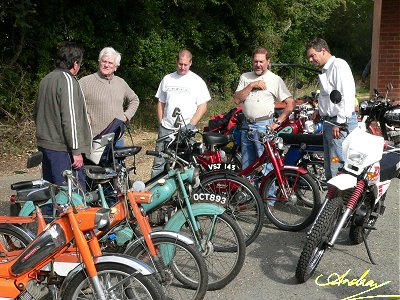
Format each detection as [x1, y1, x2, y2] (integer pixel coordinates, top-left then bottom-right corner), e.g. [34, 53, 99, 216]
[370, 0, 400, 100]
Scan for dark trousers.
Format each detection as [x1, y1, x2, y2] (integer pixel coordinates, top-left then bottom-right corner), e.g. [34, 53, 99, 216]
[39, 147, 85, 216]
[39, 147, 86, 191]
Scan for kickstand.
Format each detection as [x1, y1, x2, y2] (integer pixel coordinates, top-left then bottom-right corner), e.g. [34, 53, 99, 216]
[362, 229, 376, 265]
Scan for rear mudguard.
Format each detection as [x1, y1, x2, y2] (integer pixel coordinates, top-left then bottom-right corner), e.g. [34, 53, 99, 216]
[164, 203, 225, 232]
[18, 191, 85, 217]
[59, 254, 155, 295]
[124, 230, 195, 265]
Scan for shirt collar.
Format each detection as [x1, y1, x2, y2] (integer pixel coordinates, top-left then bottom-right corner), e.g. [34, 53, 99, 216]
[96, 71, 114, 81]
[322, 56, 336, 72]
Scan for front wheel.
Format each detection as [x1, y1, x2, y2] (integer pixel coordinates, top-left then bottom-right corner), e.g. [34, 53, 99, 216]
[179, 212, 246, 290]
[261, 170, 321, 231]
[124, 235, 208, 300]
[197, 172, 264, 246]
[295, 197, 342, 283]
[62, 262, 164, 300]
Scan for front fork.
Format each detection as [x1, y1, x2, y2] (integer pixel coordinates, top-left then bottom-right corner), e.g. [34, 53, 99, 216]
[308, 180, 365, 247]
[176, 173, 216, 251]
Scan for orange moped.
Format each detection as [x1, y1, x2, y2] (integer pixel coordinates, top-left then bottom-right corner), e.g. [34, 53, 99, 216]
[0, 170, 164, 300]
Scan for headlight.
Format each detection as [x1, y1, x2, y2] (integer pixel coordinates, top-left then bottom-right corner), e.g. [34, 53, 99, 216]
[94, 208, 111, 231]
[274, 137, 284, 150]
[347, 148, 367, 166]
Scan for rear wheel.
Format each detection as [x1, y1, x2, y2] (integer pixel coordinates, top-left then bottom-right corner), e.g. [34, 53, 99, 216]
[295, 197, 342, 283]
[179, 212, 246, 290]
[124, 235, 208, 300]
[349, 194, 383, 245]
[261, 170, 321, 231]
[197, 172, 264, 246]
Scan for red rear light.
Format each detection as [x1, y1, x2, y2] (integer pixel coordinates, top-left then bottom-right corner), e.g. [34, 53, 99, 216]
[9, 194, 16, 203]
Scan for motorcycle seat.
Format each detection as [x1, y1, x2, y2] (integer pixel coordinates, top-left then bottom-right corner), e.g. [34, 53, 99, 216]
[84, 165, 117, 181]
[279, 133, 323, 146]
[114, 146, 142, 158]
[15, 184, 52, 204]
[203, 132, 232, 147]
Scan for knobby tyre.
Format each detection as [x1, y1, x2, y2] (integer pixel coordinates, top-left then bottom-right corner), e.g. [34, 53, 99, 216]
[124, 236, 208, 300]
[180, 212, 246, 290]
[261, 170, 321, 231]
[295, 197, 342, 283]
[61, 262, 165, 300]
[197, 172, 264, 246]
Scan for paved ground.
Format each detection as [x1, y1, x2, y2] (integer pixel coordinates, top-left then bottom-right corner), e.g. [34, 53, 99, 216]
[1, 172, 399, 300]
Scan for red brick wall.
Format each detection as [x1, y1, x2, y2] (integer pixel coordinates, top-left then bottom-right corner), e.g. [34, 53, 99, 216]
[378, 0, 400, 100]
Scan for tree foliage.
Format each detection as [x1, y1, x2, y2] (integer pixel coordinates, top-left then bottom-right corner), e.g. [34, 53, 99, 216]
[0, 0, 372, 124]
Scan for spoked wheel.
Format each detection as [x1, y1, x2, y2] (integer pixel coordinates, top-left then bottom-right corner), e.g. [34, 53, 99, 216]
[179, 212, 246, 290]
[261, 170, 321, 231]
[296, 197, 342, 283]
[197, 172, 264, 246]
[124, 236, 208, 300]
[62, 262, 164, 300]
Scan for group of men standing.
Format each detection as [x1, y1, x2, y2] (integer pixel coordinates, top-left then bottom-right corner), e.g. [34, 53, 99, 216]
[34, 37, 357, 191]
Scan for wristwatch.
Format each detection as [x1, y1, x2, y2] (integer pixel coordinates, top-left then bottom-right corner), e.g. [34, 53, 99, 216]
[273, 118, 282, 126]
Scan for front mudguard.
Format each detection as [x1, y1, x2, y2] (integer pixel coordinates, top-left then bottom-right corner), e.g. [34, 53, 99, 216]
[59, 254, 155, 295]
[124, 230, 195, 265]
[164, 203, 225, 232]
[327, 173, 357, 191]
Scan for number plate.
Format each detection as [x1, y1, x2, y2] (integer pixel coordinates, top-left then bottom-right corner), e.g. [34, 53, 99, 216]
[191, 193, 227, 206]
[207, 163, 238, 171]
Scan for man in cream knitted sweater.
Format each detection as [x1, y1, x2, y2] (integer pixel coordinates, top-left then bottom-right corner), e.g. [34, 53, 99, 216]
[79, 47, 139, 142]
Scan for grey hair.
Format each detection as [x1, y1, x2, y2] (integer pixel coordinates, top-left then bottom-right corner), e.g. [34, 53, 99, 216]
[98, 47, 121, 66]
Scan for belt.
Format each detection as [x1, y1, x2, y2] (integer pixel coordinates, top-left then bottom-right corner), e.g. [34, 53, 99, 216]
[323, 115, 337, 121]
[323, 112, 357, 121]
[246, 115, 273, 123]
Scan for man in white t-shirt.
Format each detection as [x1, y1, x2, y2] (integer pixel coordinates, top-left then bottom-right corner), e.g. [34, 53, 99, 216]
[151, 49, 211, 177]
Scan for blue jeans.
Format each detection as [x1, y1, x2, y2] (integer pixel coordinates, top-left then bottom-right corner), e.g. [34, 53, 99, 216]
[241, 119, 275, 202]
[323, 112, 358, 179]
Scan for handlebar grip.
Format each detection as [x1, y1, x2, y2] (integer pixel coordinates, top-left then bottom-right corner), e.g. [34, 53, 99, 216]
[11, 181, 34, 191]
[146, 150, 162, 157]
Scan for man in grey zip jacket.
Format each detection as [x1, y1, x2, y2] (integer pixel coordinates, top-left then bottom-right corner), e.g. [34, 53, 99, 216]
[33, 42, 91, 191]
